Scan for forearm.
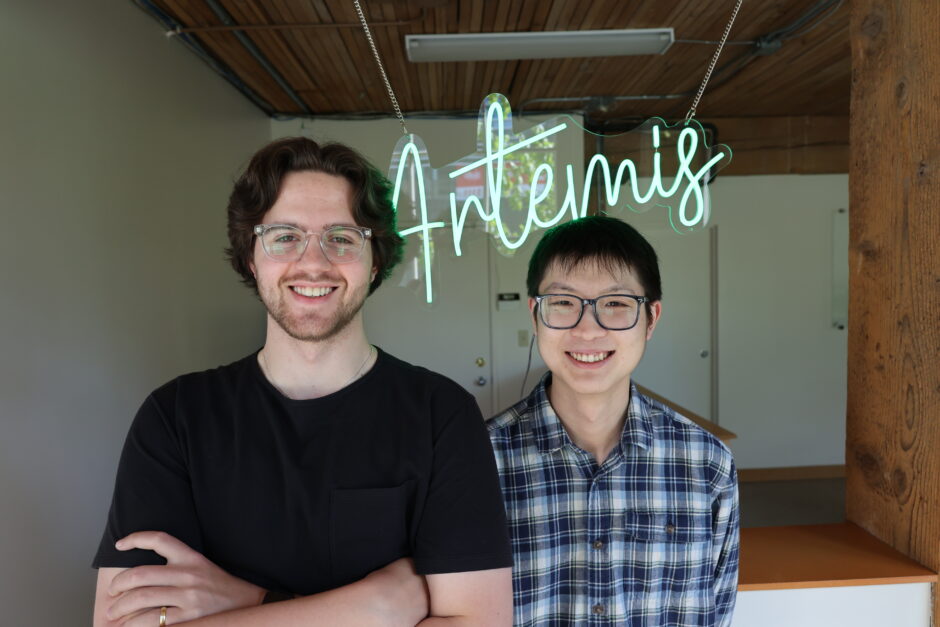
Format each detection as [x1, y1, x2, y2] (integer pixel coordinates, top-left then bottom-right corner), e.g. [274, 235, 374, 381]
[417, 611, 511, 625]
[414, 567, 513, 627]
[178, 585, 388, 627]
[418, 617, 495, 626]
[180, 563, 427, 627]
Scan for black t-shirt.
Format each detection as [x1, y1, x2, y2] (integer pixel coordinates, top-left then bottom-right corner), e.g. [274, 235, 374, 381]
[93, 349, 512, 594]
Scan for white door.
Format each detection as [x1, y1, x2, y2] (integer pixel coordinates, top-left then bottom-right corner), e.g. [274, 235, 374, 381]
[363, 228, 494, 413]
[489, 236, 547, 413]
[630, 225, 714, 420]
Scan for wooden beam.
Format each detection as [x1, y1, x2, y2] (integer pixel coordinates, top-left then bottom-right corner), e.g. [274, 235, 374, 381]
[846, 0, 940, 622]
[704, 116, 849, 176]
[591, 116, 848, 178]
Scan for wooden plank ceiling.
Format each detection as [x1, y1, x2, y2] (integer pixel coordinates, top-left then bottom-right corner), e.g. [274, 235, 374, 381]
[146, 0, 849, 121]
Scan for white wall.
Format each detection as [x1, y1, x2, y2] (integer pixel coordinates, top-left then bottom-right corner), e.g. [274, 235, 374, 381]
[575, 174, 848, 468]
[709, 175, 848, 468]
[733, 583, 931, 627]
[0, 1, 269, 623]
[618, 174, 849, 468]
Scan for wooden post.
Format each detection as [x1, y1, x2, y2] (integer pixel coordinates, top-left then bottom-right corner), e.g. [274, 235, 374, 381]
[846, 0, 940, 621]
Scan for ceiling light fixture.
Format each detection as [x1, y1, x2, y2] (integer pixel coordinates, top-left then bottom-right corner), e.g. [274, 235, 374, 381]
[405, 28, 675, 63]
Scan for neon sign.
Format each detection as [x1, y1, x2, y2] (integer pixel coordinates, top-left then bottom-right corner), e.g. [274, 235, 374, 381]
[389, 94, 732, 303]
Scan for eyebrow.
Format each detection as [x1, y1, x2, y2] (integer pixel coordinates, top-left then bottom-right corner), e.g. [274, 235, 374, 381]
[265, 221, 359, 231]
[543, 282, 638, 295]
[266, 221, 303, 230]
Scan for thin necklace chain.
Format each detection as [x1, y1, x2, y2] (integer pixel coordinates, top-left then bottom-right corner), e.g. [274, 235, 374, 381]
[260, 344, 375, 398]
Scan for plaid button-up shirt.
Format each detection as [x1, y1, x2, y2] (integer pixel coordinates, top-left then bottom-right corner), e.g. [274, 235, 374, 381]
[487, 374, 739, 626]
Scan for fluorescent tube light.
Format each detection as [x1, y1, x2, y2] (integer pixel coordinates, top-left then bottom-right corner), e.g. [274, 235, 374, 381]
[405, 29, 675, 63]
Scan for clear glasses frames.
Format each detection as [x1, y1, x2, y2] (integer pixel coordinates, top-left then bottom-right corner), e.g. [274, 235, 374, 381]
[253, 224, 372, 264]
[534, 293, 649, 331]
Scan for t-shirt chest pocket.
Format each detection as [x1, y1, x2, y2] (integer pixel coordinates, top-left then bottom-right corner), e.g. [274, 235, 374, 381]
[329, 481, 414, 586]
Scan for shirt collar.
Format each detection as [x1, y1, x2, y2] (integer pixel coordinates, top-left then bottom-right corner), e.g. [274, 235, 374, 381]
[528, 373, 654, 456]
[621, 383, 654, 452]
[528, 372, 572, 455]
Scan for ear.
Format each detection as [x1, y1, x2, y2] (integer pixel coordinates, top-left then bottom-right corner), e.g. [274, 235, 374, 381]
[645, 300, 663, 341]
[371, 266, 378, 283]
[249, 235, 261, 278]
[528, 297, 539, 335]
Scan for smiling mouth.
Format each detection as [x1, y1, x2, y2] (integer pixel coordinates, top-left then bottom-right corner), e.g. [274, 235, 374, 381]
[568, 351, 613, 363]
[290, 286, 335, 298]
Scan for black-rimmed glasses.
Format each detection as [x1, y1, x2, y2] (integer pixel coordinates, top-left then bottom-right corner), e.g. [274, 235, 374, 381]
[254, 224, 372, 264]
[534, 293, 649, 330]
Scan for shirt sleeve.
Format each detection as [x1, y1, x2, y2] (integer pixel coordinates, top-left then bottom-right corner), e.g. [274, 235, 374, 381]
[712, 456, 740, 627]
[412, 390, 514, 575]
[92, 389, 205, 568]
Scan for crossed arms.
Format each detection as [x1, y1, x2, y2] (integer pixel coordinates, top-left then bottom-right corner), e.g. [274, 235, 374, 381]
[93, 531, 511, 626]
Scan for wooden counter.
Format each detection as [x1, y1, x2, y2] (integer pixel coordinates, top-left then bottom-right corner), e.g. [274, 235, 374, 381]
[739, 523, 937, 591]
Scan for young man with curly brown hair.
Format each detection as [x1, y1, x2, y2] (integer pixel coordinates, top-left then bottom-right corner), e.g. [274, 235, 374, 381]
[92, 137, 512, 627]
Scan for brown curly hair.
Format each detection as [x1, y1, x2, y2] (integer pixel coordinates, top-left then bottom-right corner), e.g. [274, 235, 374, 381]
[225, 137, 404, 295]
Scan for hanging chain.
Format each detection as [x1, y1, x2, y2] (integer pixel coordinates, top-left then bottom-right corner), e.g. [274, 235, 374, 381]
[353, 0, 409, 135]
[685, 0, 744, 123]
[353, 0, 739, 128]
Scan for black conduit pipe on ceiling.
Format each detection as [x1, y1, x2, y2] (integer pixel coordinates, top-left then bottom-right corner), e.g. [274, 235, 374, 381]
[202, 0, 312, 115]
[132, 0, 275, 115]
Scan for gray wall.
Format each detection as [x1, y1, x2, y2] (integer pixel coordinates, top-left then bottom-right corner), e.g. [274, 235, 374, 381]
[0, 1, 269, 623]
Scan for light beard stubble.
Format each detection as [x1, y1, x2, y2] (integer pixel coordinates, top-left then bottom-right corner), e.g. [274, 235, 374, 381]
[263, 279, 369, 342]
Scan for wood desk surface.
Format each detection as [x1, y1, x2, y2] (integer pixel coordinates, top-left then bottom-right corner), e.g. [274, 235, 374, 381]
[739, 523, 938, 591]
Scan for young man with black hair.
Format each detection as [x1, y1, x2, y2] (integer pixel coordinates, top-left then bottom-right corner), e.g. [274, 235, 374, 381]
[488, 215, 739, 626]
[92, 137, 512, 626]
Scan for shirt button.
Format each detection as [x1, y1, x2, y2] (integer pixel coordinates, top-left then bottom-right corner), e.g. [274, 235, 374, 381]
[592, 539, 604, 550]
[592, 604, 606, 615]
[665, 523, 676, 534]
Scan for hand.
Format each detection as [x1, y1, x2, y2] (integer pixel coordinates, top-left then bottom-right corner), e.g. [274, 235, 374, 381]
[106, 531, 265, 626]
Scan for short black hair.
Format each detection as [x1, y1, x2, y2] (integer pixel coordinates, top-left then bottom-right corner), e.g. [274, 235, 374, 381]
[526, 216, 662, 308]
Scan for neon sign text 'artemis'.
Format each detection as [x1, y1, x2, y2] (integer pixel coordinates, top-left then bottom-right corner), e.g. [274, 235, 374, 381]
[390, 96, 730, 303]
